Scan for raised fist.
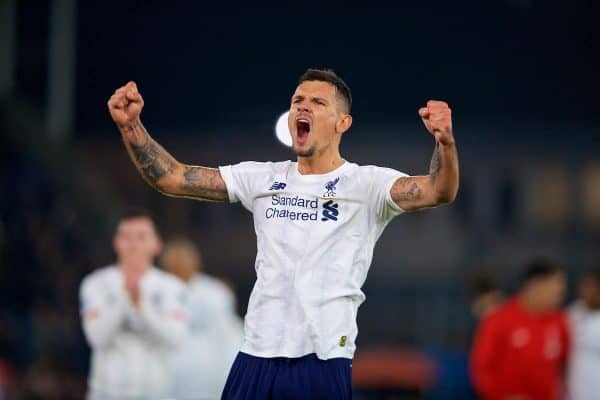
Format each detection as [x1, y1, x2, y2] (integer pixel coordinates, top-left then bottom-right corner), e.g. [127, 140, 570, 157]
[418, 100, 454, 146]
[108, 81, 144, 128]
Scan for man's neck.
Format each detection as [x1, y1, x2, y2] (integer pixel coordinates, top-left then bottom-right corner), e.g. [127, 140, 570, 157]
[297, 151, 344, 175]
[181, 271, 199, 284]
[119, 261, 151, 272]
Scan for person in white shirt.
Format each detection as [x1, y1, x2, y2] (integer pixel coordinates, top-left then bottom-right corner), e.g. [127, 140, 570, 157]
[107, 68, 459, 399]
[568, 267, 600, 400]
[79, 210, 187, 400]
[162, 237, 243, 400]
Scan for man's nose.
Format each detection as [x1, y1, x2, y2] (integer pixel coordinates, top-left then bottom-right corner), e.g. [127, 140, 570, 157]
[296, 103, 310, 113]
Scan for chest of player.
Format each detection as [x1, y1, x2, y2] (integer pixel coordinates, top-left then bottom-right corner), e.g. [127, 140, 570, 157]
[253, 177, 366, 226]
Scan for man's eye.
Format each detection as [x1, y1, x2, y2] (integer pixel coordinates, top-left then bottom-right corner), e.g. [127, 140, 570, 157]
[293, 98, 302, 103]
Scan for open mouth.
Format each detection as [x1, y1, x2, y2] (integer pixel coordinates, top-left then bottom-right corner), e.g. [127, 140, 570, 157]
[296, 118, 311, 142]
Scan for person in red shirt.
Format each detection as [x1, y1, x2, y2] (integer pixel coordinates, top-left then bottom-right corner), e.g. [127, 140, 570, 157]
[470, 258, 570, 400]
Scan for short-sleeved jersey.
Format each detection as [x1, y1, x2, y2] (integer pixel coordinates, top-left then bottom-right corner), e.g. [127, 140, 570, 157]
[219, 160, 406, 359]
[79, 266, 187, 398]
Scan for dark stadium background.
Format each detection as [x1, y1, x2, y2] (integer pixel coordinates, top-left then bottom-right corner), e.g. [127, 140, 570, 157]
[0, 1, 597, 398]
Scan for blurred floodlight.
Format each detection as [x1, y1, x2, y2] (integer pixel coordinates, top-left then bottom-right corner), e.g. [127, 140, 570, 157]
[275, 111, 292, 147]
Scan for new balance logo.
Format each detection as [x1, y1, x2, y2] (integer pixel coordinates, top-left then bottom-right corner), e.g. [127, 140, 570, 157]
[321, 200, 339, 221]
[268, 182, 287, 191]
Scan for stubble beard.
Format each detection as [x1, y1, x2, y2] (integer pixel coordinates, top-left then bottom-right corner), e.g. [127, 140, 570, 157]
[294, 144, 317, 158]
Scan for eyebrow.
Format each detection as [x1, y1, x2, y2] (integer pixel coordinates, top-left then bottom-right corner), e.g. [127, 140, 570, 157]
[292, 94, 329, 104]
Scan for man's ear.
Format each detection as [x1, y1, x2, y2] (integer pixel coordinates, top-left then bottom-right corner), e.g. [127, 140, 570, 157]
[336, 114, 352, 135]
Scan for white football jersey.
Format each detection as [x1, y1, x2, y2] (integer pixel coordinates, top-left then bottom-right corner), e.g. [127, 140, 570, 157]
[79, 265, 187, 399]
[170, 273, 243, 400]
[219, 160, 407, 359]
[568, 302, 600, 400]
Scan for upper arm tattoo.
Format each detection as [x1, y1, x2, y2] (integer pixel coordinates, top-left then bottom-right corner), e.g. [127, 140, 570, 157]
[390, 142, 457, 211]
[180, 166, 228, 202]
[130, 138, 178, 183]
[390, 177, 423, 204]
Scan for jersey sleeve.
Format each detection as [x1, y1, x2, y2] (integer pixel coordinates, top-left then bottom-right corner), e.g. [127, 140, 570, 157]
[219, 162, 272, 212]
[367, 166, 409, 222]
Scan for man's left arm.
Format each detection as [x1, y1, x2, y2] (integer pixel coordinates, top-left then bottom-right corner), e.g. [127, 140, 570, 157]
[391, 100, 459, 211]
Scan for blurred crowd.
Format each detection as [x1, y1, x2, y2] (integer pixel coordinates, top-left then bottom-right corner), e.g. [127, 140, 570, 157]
[0, 132, 91, 399]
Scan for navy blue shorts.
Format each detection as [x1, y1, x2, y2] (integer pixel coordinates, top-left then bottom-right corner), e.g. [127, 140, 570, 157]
[221, 352, 352, 400]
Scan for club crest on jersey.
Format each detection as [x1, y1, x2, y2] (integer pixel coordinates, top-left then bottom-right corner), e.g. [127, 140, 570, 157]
[268, 181, 287, 191]
[323, 177, 340, 198]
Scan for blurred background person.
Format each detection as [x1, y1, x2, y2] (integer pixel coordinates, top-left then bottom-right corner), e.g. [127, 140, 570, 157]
[79, 210, 187, 400]
[569, 267, 598, 322]
[161, 237, 243, 400]
[568, 266, 600, 400]
[468, 268, 505, 321]
[470, 258, 570, 400]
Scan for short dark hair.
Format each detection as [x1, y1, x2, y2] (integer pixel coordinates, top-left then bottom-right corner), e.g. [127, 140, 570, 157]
[521, 258, 563, 286]
[116, 207, 159, 233]
[119, 207, 155, 222]
[468, 269, 501, 301]
[298, 68, 352, 113]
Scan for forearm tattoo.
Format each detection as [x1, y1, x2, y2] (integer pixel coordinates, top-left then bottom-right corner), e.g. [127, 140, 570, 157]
[391, 177, 423, 202]
[130, 138, 178, 183]
[181, 166, 228, 201]
[429, 144, 441, 182]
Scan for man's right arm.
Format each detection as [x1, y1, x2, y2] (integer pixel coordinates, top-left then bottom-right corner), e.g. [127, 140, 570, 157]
[80, 277, 127, 349]
[108, 81, 228, 202]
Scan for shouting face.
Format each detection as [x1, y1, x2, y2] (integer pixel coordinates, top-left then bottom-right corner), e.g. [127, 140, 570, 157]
[287, 80, 352, 158]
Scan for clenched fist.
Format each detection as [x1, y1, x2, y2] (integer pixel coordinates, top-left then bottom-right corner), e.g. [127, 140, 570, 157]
[418, 100, 454, 146]
[108, 81, 144, 128]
